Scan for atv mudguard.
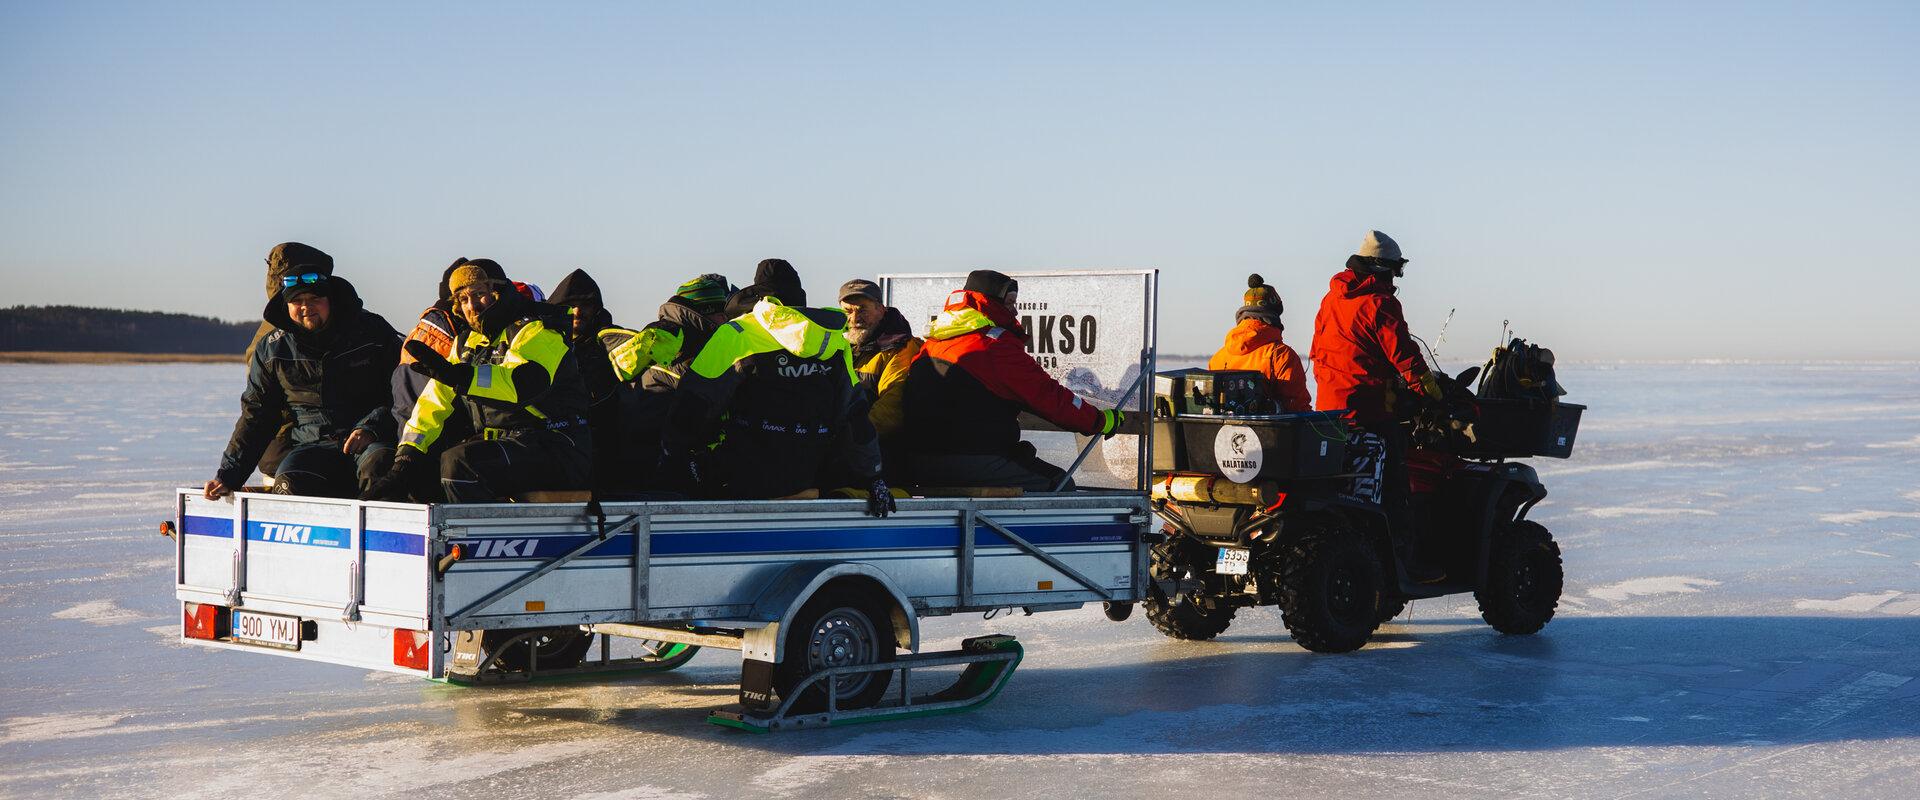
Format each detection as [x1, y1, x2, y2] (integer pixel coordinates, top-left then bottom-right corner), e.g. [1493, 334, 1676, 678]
[1465, 462, 1549, 588]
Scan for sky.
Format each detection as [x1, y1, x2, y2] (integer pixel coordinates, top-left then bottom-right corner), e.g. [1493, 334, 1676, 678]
[2, 1, 1916, 362]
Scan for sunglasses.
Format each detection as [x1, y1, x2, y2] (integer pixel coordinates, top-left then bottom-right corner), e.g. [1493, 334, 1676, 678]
[281, 272, 328, 289]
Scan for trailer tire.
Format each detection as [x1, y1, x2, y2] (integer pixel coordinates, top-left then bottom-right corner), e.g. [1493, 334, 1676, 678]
[1143, 539, 1235, 640]
[1477, 520, 1562, 635]
[483, 628, 594, 673]
[775, 586, 896, 713]
[1276, 528, 1383, 653]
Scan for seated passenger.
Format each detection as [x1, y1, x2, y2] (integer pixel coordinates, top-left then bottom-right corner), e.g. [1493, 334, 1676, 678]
[616, 273, 732, 487]
[362, 261, 593, 502]
[207, 264, 400, 500]
[838, 278, 922, 480]
[375, 257, 504, 501]
[243, 242, 338, 481]
[549, 268, 681, 494]
[1208, 274, 1312, 412]
[662, 259, 894, 516]
[900, 270, 1123, 492]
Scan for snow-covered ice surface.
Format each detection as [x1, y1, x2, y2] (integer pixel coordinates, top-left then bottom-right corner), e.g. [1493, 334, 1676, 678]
[3, 362, 1919, 799]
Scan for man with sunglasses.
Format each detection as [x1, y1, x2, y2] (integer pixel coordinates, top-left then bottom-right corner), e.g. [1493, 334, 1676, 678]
[364, 261, 593, 503]
[240, 242, 338, 479]
[1310, 230, 1446, 583]
[207, 262, 401, 500]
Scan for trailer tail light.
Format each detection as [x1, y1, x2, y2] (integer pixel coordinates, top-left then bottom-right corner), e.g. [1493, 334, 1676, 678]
[183, 603, 225, 640]
[393, 628, 432, 671]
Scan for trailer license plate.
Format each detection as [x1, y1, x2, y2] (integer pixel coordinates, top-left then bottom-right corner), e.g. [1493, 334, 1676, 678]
[232, 610, 301, 650]
[1215, 548, 1250, 576]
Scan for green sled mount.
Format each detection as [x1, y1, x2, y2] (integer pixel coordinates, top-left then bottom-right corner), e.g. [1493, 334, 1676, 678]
[709, 634, 1023, 733]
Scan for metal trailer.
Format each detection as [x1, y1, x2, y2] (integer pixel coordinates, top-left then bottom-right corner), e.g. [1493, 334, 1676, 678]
[169, 489, 1151, 730]
[168, 268, 1160, 731]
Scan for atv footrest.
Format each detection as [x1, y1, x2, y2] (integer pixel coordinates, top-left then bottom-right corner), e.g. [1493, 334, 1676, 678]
[708, 634, 1024, 733]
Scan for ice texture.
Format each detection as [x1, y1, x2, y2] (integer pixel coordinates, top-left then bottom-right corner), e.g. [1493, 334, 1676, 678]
[2, 362, 1918, 799]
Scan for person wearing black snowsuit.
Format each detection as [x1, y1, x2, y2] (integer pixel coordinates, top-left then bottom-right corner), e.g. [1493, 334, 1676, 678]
[365, 263, 593, 503]
[616, 293, 725, 485]
[662, 260, 892, 515]
[212, 274, 401, 498]
[548, 268, 644, 494]
[362, 257, 508, 501]
[243, 242, 337, 478]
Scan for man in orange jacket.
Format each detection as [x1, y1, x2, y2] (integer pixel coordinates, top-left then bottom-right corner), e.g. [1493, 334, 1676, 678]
[1310, 230, 1445, 583]
[1209, 274, 1311, 412]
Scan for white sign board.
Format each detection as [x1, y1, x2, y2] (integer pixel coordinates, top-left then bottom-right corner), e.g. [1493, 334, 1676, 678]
[881, 270, 1158, 489]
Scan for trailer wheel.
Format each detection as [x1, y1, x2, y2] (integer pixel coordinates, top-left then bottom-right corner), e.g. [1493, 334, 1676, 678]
[775, 587, 896, 712]
[1276, 529, 1383, 653]
[1477, 520, 1562, 635]
[1142, 539, 1236, 640]
[483, 628, 594, 673]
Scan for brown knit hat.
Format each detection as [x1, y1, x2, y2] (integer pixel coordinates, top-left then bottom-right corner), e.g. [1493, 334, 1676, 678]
[448, 264, 499, 296]
[1243, 274, 1282, 311]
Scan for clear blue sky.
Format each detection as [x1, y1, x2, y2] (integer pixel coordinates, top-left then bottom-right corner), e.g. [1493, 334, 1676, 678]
[3, 2, 1915, 362]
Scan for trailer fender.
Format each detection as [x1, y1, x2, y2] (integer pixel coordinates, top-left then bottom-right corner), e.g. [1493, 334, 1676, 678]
[747, 562, 920, 664]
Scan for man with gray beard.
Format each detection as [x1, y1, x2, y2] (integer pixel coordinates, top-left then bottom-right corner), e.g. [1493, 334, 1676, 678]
[838, 279, 922, 447]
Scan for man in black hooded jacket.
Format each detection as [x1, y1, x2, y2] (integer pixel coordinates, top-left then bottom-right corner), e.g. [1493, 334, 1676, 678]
[243, 242, 337, 479]
[549, 267, 686, 494]
[207, 270, 401, 499]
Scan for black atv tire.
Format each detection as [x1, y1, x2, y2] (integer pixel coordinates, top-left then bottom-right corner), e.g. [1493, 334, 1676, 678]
[774, 587, 896, 713]
[1276, 529, 1384, 653]
[1142, 539, 1236, 640]
[483, 628, 595, 672]
[1477, 520, 1563, 635]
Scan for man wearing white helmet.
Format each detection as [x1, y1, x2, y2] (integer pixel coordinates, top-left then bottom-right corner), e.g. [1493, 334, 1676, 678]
[1310, 230, 1446, 583]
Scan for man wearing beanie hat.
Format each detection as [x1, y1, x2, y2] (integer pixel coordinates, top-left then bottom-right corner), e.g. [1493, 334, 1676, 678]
[662, 259, 894, 516]
[363, 259, 594, 502]
[673, 273, 735, 322]
[365, 257, 503, 501]
[1309, 230, 1445, 582]
[1208, 274, 1311, 412]
[901, 269, 1125, 492]
[207, 260, 400, 500]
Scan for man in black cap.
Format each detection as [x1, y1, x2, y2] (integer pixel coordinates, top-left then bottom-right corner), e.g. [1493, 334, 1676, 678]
[902, 269, 1123, 492]
[242, 242, 337, 479]
[208, 260, 400, 499]
[838, 278, 922, 471]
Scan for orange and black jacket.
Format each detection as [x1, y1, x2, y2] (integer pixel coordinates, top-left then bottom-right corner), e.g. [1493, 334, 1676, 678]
[1209, 313, 1312, 412]
[903, 290, 1106, 457]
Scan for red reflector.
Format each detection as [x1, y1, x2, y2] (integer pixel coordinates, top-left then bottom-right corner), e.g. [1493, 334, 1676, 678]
[183, 603, 223, 640]
[393, 628, 432, 671]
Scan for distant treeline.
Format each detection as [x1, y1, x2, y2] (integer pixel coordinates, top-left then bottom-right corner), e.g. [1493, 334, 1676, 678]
[0, 306, 255, 354]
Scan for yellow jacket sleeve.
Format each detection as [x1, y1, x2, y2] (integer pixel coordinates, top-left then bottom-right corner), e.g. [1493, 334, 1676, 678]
[400, 379, 460, 453]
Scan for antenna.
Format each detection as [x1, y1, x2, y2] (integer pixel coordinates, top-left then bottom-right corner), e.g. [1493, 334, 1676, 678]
[1433, 307, 1455, 359]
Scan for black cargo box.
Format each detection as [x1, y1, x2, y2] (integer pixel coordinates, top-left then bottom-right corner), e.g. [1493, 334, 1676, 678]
[1155, 412, 1351, 482]
[1462, 399, 1585, 459]
[1154, 368, 1270, 417]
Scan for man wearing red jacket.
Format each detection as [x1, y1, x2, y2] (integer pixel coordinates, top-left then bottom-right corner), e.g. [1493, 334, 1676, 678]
[903, 270, 1125, 492]
[1310, 230, 1446, 582]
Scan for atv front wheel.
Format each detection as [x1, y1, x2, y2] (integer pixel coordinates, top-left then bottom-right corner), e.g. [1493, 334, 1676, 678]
[1477, 520, 1563, 635]
[1143, 539, 1236, 640]
[1276, 529, 1384, 653]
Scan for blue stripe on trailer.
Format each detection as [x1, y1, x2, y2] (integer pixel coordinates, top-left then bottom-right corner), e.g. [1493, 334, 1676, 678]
[450, 522, 1134, 561]
[180, 516, 426, 557]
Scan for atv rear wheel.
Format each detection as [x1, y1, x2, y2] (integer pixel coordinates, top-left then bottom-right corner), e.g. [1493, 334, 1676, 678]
[1376, 597, 1408, 625]
[1143, 539, 1236, 640]
[1477, 520, 1563, 635]
[1276, 529, 1384, 653]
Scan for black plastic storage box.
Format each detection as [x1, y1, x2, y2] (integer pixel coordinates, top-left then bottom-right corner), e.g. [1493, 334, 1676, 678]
[1463, 399, 1585, 459]
[1154, 368, 1269, 417]
[1159, 412, 1351, 481]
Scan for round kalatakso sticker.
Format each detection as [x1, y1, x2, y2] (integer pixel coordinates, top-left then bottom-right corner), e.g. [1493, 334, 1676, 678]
[1214, 424, 1263, 483]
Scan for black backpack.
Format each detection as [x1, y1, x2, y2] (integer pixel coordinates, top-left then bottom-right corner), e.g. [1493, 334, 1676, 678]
[1476, 337, 1566, 402]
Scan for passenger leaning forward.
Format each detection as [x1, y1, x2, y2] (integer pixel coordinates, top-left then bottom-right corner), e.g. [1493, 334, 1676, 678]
[901, 270, 1123, 492]
[208, 256, 400, 500]
[662, 259, 894, 516]
[362, 261, 592, 502]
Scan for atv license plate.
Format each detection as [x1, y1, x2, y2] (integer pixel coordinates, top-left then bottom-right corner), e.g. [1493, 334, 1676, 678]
[1215, 548, 1250, 576]
[232, 610, 301, 650]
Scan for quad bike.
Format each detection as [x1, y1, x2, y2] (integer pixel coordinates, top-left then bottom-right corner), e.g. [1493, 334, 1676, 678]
[1143, 360, 1578, 653]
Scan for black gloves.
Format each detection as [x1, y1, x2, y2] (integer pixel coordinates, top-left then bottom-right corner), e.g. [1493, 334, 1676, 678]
[360, 448, 423, 501]
[866, 478, 897, 518]
[405, 340, 473, 391]
[1096, 408, 1126, 439]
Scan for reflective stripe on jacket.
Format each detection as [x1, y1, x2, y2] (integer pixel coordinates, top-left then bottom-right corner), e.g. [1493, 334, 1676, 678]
[400, 316, 586, 452]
